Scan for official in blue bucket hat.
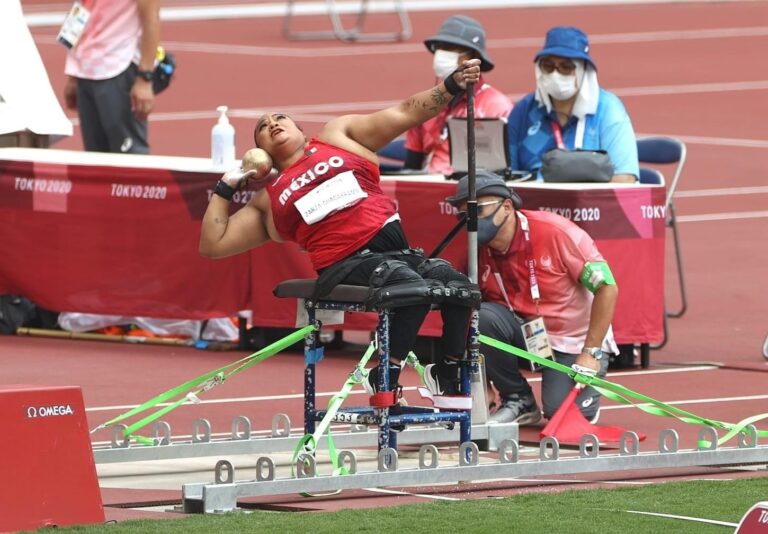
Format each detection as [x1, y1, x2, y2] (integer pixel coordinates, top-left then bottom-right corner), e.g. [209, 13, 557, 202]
[534, 26, 597, 70]
[506, 26, 639, 184]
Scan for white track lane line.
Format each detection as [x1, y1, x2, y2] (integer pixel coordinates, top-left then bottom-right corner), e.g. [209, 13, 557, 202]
[675, 186, 768, 198]
[84, 366, 718, 412]
[88, 367, 768, 414]
[363, 477, 738, 503]
[35, 71, 766, 145]
[506, 478, 654, 485]
[622, 510, 738, 528]
[363, 487, 463, 501]
[31, 33, 768, 61]
[599, 393, 768, 412]
[678, 210, 768, 223]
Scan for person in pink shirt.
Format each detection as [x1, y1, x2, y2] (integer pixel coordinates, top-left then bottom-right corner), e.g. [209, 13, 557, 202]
[446, 171, 618, 424]
[400, 15, 512, 177]
[62, 0, 160, 154]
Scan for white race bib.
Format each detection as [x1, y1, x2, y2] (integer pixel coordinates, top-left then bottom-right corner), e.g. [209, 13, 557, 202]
[57, 2, 91, 49]
[294, 170, 367, 225]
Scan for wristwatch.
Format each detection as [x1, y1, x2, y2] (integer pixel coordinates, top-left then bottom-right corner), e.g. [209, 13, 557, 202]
[581, 346, 604, 360]
[136, 69, 154, 82]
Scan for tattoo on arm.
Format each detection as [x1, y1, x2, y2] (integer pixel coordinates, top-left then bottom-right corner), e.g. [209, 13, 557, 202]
[405, 88, 449, 114]
[213, 216, 228, 226]
[429, 87, 448, 110]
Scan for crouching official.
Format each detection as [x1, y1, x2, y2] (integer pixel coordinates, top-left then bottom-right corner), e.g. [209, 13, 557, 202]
[446, 171, 618, 424]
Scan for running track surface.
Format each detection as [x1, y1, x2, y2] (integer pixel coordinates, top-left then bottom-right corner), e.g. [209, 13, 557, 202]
[3, 0, 768, 518]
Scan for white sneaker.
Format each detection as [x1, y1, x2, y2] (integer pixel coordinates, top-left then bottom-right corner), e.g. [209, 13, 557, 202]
[419, 363, 471, 410]
[422, 363, 460, 396]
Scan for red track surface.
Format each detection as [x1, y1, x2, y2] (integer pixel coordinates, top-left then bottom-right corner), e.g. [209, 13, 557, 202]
[4, 0, 768, 519]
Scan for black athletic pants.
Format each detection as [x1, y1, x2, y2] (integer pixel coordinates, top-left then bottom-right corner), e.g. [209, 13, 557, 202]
[327, 221, 471, 361]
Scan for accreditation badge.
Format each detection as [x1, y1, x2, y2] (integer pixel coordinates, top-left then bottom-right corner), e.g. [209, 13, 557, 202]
[522, 316, 553, 372]
[57, 1, 91, 49]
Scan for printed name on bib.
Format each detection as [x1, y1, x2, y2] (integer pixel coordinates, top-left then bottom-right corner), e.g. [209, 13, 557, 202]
[293, 170, 367, 224]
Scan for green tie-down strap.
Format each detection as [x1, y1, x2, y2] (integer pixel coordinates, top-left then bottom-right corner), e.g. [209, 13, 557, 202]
[405, 352, 426, 381]
[480, 334, 768, 447]
[293, 342, 376, 497]
[92, 324, 317, 444]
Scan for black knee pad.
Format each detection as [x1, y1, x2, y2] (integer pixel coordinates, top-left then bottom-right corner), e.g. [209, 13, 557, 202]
[417, 258, 478, 307]
[366, 260, 440, 310]
[416, 258, 466, 284]
[369, 259, 421, 287]
[443, 280, 482, 308]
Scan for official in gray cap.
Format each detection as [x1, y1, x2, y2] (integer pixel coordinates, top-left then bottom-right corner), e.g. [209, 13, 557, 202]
[424, 14, 495, 73]
[447, 171, 618, 425]
[388, 15, 511, 177]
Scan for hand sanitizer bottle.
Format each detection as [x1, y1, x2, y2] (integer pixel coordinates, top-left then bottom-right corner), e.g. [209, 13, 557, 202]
[211, 105, 235, 169]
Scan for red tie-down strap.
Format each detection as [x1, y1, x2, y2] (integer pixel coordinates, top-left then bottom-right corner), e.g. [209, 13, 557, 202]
[369, 387, 401, 408]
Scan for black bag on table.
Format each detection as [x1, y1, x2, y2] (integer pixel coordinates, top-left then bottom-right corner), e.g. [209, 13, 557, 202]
[541, 148, 614, 183]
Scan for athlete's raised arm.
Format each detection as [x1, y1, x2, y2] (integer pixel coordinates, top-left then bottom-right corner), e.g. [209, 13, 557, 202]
[320, 59, 481, 161]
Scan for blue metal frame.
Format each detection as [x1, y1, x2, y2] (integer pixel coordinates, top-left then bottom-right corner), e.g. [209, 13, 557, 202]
[303, 309, 318, 436]
[301, 298, 474, 453]
[461, 308, 480, 447]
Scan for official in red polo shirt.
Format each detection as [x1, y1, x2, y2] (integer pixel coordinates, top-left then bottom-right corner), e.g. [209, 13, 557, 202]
[446, 171, 618, 425]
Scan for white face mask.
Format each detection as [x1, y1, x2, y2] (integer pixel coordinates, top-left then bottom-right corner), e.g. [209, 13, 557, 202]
[539, 71, 578, 100]
[433, 49, 460, 80]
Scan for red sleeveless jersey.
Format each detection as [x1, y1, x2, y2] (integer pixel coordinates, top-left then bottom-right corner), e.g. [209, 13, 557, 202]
[267, 139, 397, 270]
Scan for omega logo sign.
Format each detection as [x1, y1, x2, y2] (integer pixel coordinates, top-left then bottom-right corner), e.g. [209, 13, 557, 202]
[26, 404, 75, 418]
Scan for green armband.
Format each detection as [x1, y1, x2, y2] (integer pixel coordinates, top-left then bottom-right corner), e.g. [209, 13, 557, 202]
[579, 261, 616, 293]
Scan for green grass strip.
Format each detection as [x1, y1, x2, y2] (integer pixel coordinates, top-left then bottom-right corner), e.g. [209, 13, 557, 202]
[57, 477, 768, 533]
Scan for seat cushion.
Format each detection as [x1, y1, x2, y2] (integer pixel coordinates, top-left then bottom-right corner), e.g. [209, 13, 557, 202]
[273, 279, 369, 303]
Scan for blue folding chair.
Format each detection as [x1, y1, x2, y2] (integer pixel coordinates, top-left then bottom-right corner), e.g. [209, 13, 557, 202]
[377, 138, 408, 172]
[637, 137, 687, 350]
[637, 137, 687, 213]
[638, 167, 664, 186]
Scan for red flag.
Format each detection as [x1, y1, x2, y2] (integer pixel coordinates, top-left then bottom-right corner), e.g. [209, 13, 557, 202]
[540, 386, 646, 444]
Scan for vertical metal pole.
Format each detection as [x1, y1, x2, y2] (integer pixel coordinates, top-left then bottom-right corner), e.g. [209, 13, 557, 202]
[463, 308, 480, 439]
[466, 83, 478, 285]
[465, 83, 490, 425]
[377, 311, 391, 452]
[304, 308, 317, 435]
